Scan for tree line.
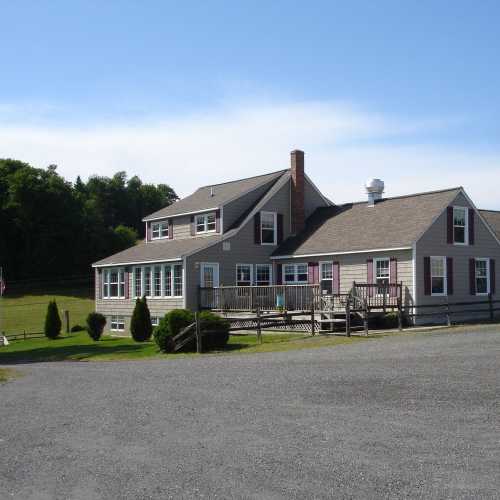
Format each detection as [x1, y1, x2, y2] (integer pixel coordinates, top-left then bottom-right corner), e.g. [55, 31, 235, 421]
[0, 159, 178, 281]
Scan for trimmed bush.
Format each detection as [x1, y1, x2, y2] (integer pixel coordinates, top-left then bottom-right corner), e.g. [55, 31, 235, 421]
[70, 324, 85, 333]
[154, 309, 195, 353]
[44, 300, 62, 339]
[130, 297, 153, 342]
[199, 311, 230, 349]
[86, 312, 106, 341]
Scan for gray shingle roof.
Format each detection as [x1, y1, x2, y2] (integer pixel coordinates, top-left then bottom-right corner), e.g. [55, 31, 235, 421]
[93, 235, 222, 266]
[273, 187, 462, 257]
[143, 170, 287, 221]
[479, 210, 500, 239]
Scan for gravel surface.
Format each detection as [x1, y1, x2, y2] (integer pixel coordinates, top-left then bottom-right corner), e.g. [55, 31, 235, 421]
[1, 329, 499, 499]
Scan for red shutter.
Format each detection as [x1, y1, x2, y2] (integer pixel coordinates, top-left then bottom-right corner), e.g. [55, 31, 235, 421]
[332, 261, 340, 295]
[490, 259, 496, 295]
[447, 206, 454, 244]
[124, 269, 130, 299]
[168, 219, 173, 239]
[276, 263, 282, 285]
[389, 257, 398, 297]
[254, 213, 261, 244]
[446, 257, 453, 295]
[215, 210, 221, 233]
[97, 269, 102, 299]
[190, 215, 195, 236]
[308, 262, 318, 284]
[314, 263, 319, 284]
[277, 213, 284, 244]
[367, 258, 374, 297]
[468, 209, 475, 245]
[424, 256, 431, 296]
[469, 258, 476, 295]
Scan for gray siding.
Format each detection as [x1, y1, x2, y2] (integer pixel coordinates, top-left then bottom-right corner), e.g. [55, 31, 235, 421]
[172, 215, 193, 240]
[415, 192, 500, 322]
[304, 176, 329, 218]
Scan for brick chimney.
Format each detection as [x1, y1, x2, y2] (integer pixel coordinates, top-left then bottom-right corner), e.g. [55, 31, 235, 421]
[290, 149, 305, 234]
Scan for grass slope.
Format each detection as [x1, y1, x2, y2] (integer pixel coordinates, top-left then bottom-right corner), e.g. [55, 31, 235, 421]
[0, 332, 364, 363]
[0, 367, 21, 383]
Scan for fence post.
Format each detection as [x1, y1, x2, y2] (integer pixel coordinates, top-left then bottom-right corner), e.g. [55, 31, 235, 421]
[310, 300, 315, 336]
[345, 299, 351, 337]
[256, 307, 262, 344]
[64, 310, 70, 334]
[195, 312, 202, 353]
[363, 306, 369, 336]
[489, 293, 494, 321]
[445, 299, 451, 327]
[397, 299, 403, 331]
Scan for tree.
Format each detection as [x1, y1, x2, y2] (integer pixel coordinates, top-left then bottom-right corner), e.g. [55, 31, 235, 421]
[86, 312, 106, 341]
[44, 300, 62, 339]
[130, 298, 152, 342]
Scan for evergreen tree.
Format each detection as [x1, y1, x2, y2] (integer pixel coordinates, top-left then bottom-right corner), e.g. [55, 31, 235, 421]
[44, 300, 62, 339]
[130, 297, 152, 342]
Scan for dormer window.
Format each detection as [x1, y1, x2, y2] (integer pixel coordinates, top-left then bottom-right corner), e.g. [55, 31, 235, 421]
[453, 207, 468, 245]
[261, 211, 277, 245]
[196, 212, 216, 233]
[151, 221, 169, 239]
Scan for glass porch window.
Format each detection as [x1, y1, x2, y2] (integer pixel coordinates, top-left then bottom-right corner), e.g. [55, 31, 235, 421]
[375, 259, 390, 293]
[173, 264, 183, 296]
[255, 264, 271, 286]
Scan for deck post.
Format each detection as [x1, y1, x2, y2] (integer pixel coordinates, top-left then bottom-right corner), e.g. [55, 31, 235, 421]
[195, 312, 202, 353]
[256, 307, 262, 344]
[345, 298, 351, 337]
[363, 306, 369, 336]
[397, 299, 403, 331]
[310, 300, 315, 336]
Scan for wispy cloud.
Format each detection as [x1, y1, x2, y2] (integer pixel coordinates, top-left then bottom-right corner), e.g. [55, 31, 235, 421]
[1, 100, 499, 208]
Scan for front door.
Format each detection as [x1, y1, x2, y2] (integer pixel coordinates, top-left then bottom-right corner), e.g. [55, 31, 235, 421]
[200, 263, 219, 288]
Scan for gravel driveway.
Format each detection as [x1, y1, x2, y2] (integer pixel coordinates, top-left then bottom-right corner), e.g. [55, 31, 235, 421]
[1, 329, 499, 499]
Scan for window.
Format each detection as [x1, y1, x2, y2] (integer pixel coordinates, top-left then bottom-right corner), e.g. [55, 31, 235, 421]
[374, 258, 390, 293]
[153, 266, 162, 297]
[475, 259, 490, 295]
[110, 315, 125, 331]
[430, 256, 447, 296]
[320, 262, 333, 281]
[261, 211, 277, 245]
[144, 267, 152, 297]
[236, 264, 253, 286]
[151, 316, 160, 327]
[151, 221, 169, 239]
[134, 267, 142, 298]
[284, 263, 308, 284]
[173, 264, 183, 296]
[255, 264, 271, 286]
[453, 207, 468, 245]
[196, 212, 217, 233]
[103, 268, 125, 298]
[164, 265, 172, 296]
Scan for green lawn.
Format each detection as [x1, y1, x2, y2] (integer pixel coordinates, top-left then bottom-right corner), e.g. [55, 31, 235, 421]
[0, 367, 20, 382]
[1, 290, 93, 335]
[0, 331, 365, 363]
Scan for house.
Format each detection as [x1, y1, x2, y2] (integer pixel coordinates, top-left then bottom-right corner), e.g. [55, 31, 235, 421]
[92, 150, 500, 334]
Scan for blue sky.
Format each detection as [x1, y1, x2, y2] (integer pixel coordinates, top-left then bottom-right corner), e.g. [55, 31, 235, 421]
[1, 1, 499, 207]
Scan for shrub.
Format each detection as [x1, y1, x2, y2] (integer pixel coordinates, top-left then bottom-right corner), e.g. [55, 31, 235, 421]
[70, 324, 85, 333]
[154, 309, 195, 353]
[130, 297, 153, 342]
[44, 300, 62, 339]
[199, 311, 230, 349]
[86, 312, 106, 341]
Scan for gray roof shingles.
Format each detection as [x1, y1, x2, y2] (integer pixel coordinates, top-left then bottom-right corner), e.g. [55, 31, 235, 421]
[479, 210, 500, 240]
[273, 187, 462, 257]
[143, 170, 286, 221]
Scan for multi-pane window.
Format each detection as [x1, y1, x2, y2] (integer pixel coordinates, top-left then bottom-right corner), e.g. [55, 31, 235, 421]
[144, 267, 152, 297]
[374, 258, 390, 292]
[151, 221, 169, 239]
[255, 264, 271, 286]
[236, 264, 253, 286]
[173, 264, 183, 296]
[196, 213, 217, 233]
[430, 256, 446, 295]
[453, 207, 468, 244]
[134, 267, 142, 298]
[321, 262, 333, 281]
[154, 266, 162, 297]
[110, 315, 125, 331]
[151, 316, 160, 327]
[475, 259, 490, 294]
[164, 265, 172, 296]
[103, 268, 125, 298]
[261, 211, 277, 245]
[284, 263, 308, 284]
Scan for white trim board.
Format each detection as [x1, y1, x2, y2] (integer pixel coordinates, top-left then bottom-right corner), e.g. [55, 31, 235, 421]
[93, 257, 182, 268]
[270, 246, 412, 260]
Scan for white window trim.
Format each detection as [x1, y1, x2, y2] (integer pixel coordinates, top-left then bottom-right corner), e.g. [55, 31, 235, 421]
[236, 264, 254, 286]
[196, 212, 217, 234]
[110, 315, 125, 331]
[132, 263, 183, 299]
[283, 263, 309, 284]
[373, 257, 390, 295]
[430, 256, 447, 297]
[260, 211, 277, 246]
[475, 258, 490, 296]
[200, 262, 220, 287]
[453, 206, 469, 246]
[319, 261, 333, 281]
[255, 264, 272, 286]
[102, 267, 126, 299]
[151, 221, 169, 240]
[133, 267, 142, 298]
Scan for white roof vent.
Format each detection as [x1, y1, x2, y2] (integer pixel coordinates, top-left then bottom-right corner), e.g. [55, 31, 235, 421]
[365, 178, 384, 206]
